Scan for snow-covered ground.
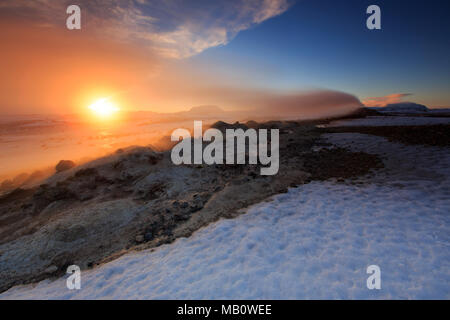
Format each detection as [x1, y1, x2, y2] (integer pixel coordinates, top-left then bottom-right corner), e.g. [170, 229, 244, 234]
[324, 116, 450, 127]
[1, 131, 449, 299]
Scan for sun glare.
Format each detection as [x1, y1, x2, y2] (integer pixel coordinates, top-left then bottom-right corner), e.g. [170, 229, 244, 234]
[88, 98, 119, 118]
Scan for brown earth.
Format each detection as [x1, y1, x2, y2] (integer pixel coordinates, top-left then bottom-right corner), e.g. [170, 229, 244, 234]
[322, 124, 450, 147]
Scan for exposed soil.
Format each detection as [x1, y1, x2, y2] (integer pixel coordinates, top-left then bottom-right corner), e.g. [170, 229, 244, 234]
[303, 148, 384, 181]
[322, 124, 450, 147]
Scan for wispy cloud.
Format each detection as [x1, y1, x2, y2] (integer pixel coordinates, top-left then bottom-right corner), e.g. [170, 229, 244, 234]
[362, 93, 413, 107]
[0, 0, 292, 58]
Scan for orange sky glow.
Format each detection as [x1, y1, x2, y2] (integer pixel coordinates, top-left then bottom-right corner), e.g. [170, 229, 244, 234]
[0, 20, 166, 116]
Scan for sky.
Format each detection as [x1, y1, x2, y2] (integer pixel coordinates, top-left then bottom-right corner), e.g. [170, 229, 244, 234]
[0, 0, 449, 115]
[191, 0, 450, 107]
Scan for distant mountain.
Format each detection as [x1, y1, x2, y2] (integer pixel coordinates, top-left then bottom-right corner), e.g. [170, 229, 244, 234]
[185, 105, 224, 115]
[368, 102, 429, 114]
[125, 105, 244, 125]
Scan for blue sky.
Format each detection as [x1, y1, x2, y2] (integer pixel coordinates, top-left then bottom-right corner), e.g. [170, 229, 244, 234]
[190, 0, 450, 107]
[1, 0, 449, 112]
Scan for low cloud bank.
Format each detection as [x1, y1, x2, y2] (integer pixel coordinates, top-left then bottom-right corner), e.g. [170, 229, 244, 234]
[248, 89, 363, 119]
[182, 88, 363, 120]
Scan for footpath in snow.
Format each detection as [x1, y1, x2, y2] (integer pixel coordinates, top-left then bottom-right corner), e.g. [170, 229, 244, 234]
[1, 132, 449, 299]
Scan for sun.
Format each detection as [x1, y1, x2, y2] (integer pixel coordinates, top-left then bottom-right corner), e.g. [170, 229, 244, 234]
[88, 98, 119, 118]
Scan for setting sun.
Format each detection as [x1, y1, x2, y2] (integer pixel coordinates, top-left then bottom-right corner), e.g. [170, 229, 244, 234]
[88, 98, 119, 118]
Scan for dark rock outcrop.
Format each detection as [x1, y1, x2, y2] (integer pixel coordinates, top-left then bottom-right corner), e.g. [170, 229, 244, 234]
[55, 160, 76, 173]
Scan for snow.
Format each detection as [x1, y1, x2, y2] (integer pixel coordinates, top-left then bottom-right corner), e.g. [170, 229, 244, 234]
[324, 116, 450, 127]
[1, 133, 449, 300]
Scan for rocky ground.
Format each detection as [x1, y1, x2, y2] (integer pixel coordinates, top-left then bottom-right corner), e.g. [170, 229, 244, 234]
[0, 119, 388, 293]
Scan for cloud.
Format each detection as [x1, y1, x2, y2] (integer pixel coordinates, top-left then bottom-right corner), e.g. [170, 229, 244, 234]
[140, 75, 363, 118]
[0, 0, 292, 58]
[253, 90, 363, 119]
[362, 93, 413, 107]
[232, 89, 363, 119]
